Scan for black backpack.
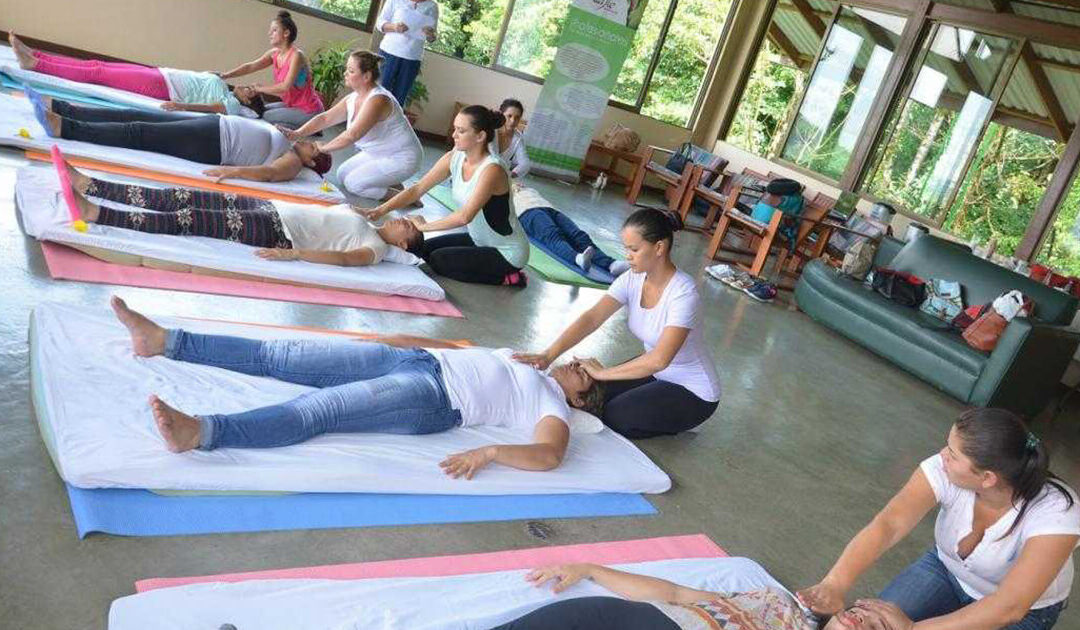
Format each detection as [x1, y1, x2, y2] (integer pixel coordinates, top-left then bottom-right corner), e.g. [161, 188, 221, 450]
[871, 268, 927, 307]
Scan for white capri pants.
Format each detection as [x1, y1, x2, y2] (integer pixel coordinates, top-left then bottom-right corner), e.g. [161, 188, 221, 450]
[337, 148, 423, 199]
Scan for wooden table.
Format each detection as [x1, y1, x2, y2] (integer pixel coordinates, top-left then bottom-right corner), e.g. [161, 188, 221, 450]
[579, 141, 644, 189]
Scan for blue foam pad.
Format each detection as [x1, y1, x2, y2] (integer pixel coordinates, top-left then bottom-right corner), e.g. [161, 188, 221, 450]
[1, 71, 130, 109]
[65, 484, 656, 538]
[528, 237, 617, 285]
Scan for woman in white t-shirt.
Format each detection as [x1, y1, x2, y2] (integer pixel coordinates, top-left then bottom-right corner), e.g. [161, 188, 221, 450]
[799, 408, 1079, 630]
[515, 208, 721, 438]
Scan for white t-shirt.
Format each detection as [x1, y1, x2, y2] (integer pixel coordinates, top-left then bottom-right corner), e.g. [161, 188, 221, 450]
[217, 116, 291, 166]
[428, 347, 570, 433]
[511, 187, 551, 217]
[921, 454, 1080, 608]
[607, 269, 721, 402]
[377, 0, 440, 61]
[271, 201, 388, 262]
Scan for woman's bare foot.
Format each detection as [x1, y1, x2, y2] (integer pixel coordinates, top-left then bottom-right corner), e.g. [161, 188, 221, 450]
[110, 296, 166, 356]
[149, 395, 201, 453]
[42, 108, 62, 138]
[8, 34, 37, 70]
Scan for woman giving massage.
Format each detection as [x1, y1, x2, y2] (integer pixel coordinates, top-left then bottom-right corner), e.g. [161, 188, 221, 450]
[107, 296, 602, 479]
[9, 34, 267, 117]
[28, 91, 331, 185]
[53, 149, 423, 267]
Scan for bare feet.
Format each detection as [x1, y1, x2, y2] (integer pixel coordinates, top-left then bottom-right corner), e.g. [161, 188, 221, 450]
[110, 296, 166, 357]
[43, 108, 61, 138]
[62, 162, 100, 220]
[149, 395, 201, 453]
[8, 34, 37, 70]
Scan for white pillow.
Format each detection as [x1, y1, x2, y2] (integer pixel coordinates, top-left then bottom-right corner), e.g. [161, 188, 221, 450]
[383, 245, 423, 266]
[566, 408, 605, 434]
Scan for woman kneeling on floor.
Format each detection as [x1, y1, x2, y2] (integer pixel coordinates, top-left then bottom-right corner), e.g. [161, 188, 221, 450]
[55, 151, 423, 267]
[799, 408, 1079, 630]
[109, 297, 602, 478]
[515, 209, 721, 438]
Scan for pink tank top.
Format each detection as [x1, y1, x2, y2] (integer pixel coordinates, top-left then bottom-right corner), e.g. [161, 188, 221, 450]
[273, 48, 324, 114]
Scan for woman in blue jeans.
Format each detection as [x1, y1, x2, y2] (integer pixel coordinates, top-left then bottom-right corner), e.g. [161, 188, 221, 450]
[109, 297, 601, 479]
[798, 408, 1079, 630]
[514, 186, 630, 279]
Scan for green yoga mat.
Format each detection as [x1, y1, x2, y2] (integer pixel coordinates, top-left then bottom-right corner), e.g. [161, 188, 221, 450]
[425, 185, 610, 289]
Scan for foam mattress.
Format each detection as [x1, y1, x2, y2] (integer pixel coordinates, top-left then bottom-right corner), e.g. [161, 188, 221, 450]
[30, 302, 672, 494]
[16, 165, 446, 300]
[0, 92, 346, 203]
[109, 557, 794, 630]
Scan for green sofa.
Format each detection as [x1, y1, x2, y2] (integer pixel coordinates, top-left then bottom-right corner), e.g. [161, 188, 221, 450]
[794, 235, 1080, 416]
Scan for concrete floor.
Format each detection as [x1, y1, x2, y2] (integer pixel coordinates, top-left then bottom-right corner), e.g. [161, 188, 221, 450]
[1, 140, 1078, 629]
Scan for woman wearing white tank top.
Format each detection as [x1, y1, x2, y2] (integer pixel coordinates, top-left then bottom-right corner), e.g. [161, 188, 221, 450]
[284, 51, 422, 200]
[365, 105, 530, 286]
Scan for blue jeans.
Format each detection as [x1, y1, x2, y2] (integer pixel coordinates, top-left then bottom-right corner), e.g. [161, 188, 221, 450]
[519, 207, 615, 271]
[880, 549, 1066, 630]
[379, 50, 421, 107]
[164, 330, 462, 450]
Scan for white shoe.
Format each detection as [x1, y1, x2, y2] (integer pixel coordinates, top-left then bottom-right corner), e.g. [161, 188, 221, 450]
[706, 263, 735, 282]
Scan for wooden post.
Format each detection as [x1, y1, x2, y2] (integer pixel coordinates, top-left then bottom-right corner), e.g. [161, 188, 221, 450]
[1016, 122, 1080, 260]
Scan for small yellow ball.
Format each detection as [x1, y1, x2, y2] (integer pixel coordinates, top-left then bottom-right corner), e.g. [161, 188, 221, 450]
[320, 181, 333, 192]
[17, 127, 31, 139]
[72, 220, 88, 233]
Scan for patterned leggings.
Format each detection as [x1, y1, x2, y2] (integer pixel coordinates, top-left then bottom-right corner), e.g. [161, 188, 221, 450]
[89, 179, 292, 248]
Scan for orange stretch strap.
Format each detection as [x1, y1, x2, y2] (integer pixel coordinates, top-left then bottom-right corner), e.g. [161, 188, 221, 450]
[24, 150, 336, 206]
[182, 316, 472, 348]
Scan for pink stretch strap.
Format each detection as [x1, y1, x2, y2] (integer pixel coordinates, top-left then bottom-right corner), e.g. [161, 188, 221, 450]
[50, 146, 81, 222]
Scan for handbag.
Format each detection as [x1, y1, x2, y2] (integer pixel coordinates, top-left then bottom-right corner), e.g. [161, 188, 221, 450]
[841, 239, 876, 280]
[871, 268, 926, 307]
[962, 309, 1009, 352]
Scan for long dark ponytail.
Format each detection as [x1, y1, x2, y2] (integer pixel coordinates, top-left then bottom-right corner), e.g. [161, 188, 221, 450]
[954, 408, 1074, 537]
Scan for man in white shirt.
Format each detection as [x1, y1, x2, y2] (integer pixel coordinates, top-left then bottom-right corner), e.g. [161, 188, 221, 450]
[377, 0, 439, 106]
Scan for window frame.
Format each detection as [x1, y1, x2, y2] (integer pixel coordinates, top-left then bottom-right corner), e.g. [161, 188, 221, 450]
[257, 0, 379, 32]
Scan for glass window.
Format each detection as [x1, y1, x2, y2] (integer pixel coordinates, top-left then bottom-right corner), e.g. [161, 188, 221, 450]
[780, 7, 907, 180]
[725, 0, 822, 156]
[1036, 181, 1080, 275]
[495, 0, 571, 77]
[427, 0, 511, 66]
[611, 0, 673, 106]
[638, 0, 735, 126]
[864, 25, 1018, 220]
[286, 0, 373, 25]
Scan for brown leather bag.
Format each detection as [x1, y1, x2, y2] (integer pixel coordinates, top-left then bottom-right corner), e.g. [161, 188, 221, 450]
[962, 310, 1009, 352]
[600, 123, 641, 153]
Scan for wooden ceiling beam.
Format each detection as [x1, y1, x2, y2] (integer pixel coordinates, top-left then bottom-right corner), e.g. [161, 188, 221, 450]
[790, 0, 827, 37]
[767, 24, 810, 70]
[1021, 41, 1072, 140]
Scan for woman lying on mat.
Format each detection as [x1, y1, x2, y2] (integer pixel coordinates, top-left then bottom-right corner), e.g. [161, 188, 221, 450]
[513, 186, 629, 279]
[109, 297, 601, 478]
[55, 151, 424, 266]
[215, 10, 325, 128]
[29, 93, 331, 184]
[365, 105, 530, 287]
[493, 562, 849, 630]
[798, 408, 1079, 630]
[282, 50, 422, 201]
[515, 209, 721, 438]
[492, 98, 530, 180]
[9, 34, 267, 117]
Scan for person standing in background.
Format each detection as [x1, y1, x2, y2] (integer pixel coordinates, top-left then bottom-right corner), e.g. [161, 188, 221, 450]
[376, 0, 439, 108]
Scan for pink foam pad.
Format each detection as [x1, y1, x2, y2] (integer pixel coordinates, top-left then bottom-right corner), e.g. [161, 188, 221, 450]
[50, 145, 82, 223]
[39, 241, 464, 318]
[136, 534, 727, 592]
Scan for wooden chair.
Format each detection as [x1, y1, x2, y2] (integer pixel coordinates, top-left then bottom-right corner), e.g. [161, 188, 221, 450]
[772, 192, 837, 279]
[705, 181, 834, 282]
[626, 144, 725, 211]
[677, 159, 732, 232]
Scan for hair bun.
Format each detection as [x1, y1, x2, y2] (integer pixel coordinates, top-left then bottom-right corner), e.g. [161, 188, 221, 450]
[491, 109, 506, 129]
[278, 9, 291, 18]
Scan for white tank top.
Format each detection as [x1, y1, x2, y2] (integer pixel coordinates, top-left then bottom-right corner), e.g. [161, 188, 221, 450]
[345, 87, 423, 163]
[450, 151, 529, 269]
[217, 116, 291, 166]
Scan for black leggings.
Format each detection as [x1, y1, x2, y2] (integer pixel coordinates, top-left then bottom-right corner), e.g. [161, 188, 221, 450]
[87, 177, 291, 248]
[488, 597, 679, 630]
[602, 376, 718, 438]
[54, 99, 222, 164]
[422, 233, 520, 285]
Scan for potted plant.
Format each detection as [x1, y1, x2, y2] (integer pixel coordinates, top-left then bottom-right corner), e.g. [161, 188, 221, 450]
[311, 40, 357, 107]
[404, 76, 429, 127]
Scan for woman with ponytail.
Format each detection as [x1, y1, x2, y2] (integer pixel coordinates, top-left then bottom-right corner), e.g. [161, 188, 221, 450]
[217, 10, 325, 127]
[365, 105, 529, 287]
[799, 408, 1079, 630]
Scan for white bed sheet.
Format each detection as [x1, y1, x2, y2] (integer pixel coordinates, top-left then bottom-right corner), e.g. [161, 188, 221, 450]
[0, 45, 170, 111]
[0, 92, 346, 203]
[16, 165, 446, 300]
[31, 302, 672, 495]
[109, 557, 800, 630]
